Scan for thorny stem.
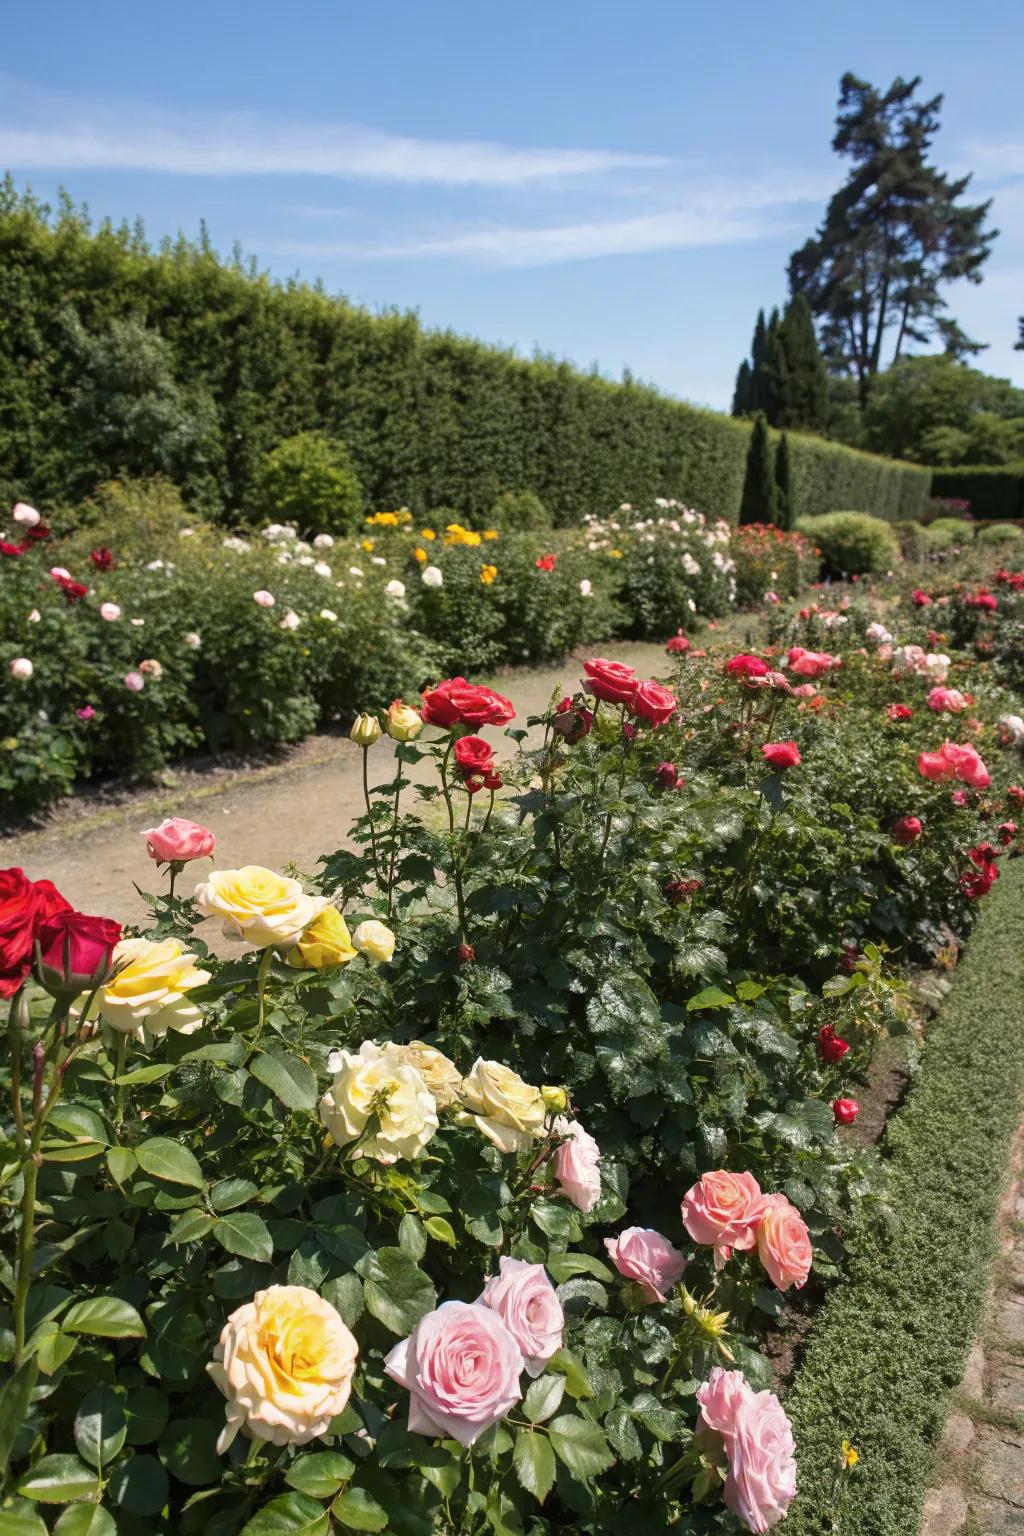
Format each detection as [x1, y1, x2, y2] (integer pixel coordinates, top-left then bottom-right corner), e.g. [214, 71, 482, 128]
[386, 760, 405, 919]
[361, 746, 382, 885]
[599, 704, 629, 864]
[438, 738, 469, 942]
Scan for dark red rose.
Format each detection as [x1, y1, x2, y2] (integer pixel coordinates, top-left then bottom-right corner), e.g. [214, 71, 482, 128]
[891, 815, 923, 846]
[839, 944, 860, 974]
[967, 842, 1000, 869]
[726, 653, 770, 682]
[912, 588, 932, 607]
[1009, 786, 1024, 805]
[762, 741, 801, 769]
[653, 761, 680, 790]
[632, 679, 677, 727]
[52, 573, 89, 603]
[832, 1098, 860, 1125]
[90, 547, 114, 572]
[36, 910, 122, 998]
[551, 701, 593, 744]
[998, 821, 1018, 846]
[421, 677, 515, 729]
[483, 773, 503, 791]
[0, 868, 72, 999]
[582, 657, 637, 706]
[817, 1024, 850, 1064]
[0, 540, 30, 558]
[26, 525, 50, 542]
[665, 877, 701, 906]
[454, 735, 495, 781]
[457, 943, 475, 964]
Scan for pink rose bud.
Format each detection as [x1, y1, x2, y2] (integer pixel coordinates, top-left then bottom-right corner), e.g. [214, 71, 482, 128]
[75, 705, 96, 721]
[604, 1226, 686, 1302]
[253, 589, 275, 608]
[384, 1301, 524, 1446]
[99, 603, 122, 622]
[552, 1116, 602, 1212]
[757, 1193, 813, 1290]
[141, 817, 216, 866]
[477, 1258, 564, 1376]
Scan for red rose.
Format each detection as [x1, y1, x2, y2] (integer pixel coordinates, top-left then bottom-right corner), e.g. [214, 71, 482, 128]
[891, 815, 923, 846]
[967, 842, 1000, 869]
[665, 877, 701, 906]
[839, 944, 859, 974]
[960, 865, 997, 899]
[832, 1098, 860, 1126]
[454, 735, 495, 781]
[762, 741, 801, 770]
[90, 547, 114, 572]
[36, 910, 122, 998]
[457, 942, 475, 964]
[582, 657, 637, 706]
[653, 761, 680, 790]
[817, 1025, 850, 1064]
[535, 553, 557, 572]
[551, 702, 593, 744]
[26, 525, 50, 542]
[998, 821, 1018, 846]
[55, 575, 89, 604]
[726, 653, 770, 682]
[0, 867, 72, 998]
[632, 679, 677, 727]
[665, 632, 690, 654]
[0, 540, 30, 558]
[483, 773, 503, 791]
[912, 588, 932, 607]
[421, 677, 515, 729]
[886, 704, 913, 721]
[967, 591, 998, 611]
[1007, 786, 1024, 805]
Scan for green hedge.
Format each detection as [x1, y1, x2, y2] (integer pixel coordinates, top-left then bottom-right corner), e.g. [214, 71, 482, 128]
[785, 858, 1024, 1536]
[0, 180, 926, 527]
[930, 463, 1024, 520]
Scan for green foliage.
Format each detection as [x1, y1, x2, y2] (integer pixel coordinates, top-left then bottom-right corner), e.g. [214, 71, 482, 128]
[976, 520, 1024, 547]
[733, 300, 828, 434]
[794, 511, 901, 575]
[740, 413, 778, 525]
[861, 355, 1024, 465]
[252, 433, 364, 535]
[774, 432, 793, 529]
[785, 434, 930, 521]
[57, 477, 200, 563]
[920, 516, 973, 551]
[785, 862, 1024, 1536]
[486, 490, 552, 532]
[930, 464, 1024, 520]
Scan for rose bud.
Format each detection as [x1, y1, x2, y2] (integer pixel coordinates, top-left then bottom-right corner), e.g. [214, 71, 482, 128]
[1008, 786, 1024, 805]
[817, 1024, 850, 1064]
[36, 910, 122, 1000]
[653, 761, 680, 790]
[891, 815, 922, 846]
[541, 1085, 568, 1113]
[832, 1098, 860, 1126]
[457, 942, 476, 964]
[385, 699, 423, 741]
[142, 816, 215, 866]
[998, 821, 1018, 846]
[350, 712, 382, 747]
[839, 944, 859, 974]
[762, 741, 802, 770]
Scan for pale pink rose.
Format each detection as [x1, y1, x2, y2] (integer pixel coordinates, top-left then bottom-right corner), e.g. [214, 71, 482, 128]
[478, 1257, 564, 1376]
[10, 657, 33, 680]
[790, 682, 817, 699]
[696, 1367, 797, 1534]
[253, 590, 275, 608]
[756, 1194, 812, 1291]
[124, 671, 145, 692]
[926, 687, 969, 714]
[142, 816, 216, 866]
[12, 502, 41, 528]
[99, 602, 122, 622]
[384, 1301, 523, 1446]
[552, 1117, 602, 1212]
[604, 1226, 686, 1303]
[681, 1170, 767, 1266]
[49, 566, 71, 581]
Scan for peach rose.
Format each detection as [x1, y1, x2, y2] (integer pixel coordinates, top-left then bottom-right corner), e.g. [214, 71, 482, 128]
[552, 1116, 602, 1212]
[756, 1194, 812, 1291]
[604, 1226, 686, 1303]
[681, 1170, 767, 1267]
[385, 1301, 523, 1446]
[141, 816, 215, 865]
[207, 1285, 358, 1453]
[478, 1258, 564, 1377]
[696, 1367, 797, 1534]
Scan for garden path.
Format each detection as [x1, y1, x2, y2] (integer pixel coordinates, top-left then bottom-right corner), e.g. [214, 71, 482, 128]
[4, 640, 676, 929]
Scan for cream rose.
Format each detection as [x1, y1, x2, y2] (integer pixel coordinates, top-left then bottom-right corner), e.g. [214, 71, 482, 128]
[82, 936, 211, 1042]
[351, 919, 396, 964]
[458, 1058, 545, 1153]
[207, 1285, 358, 1453]
[320, 1041, 439, 1163]
[392, 1041, 463, 1110]
[193, 866, 329, 950]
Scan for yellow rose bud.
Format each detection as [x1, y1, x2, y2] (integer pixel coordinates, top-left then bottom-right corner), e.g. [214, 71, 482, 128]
[286, 906, 358, 971]
[385, 700, 423, 742]
[421, 528, 436, 540]
[352, 919, 396, 964]
[413, 546, 428, 563]
[350, 713, 382, 747]
[541, 1084, 568, 1113]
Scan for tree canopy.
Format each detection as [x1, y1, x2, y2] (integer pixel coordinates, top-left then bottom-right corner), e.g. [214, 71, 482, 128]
[860, 355, 1024, 465]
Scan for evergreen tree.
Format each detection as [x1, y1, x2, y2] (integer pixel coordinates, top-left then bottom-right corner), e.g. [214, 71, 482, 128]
[750, 310, 768, 412]
[739, 413, 778, 525]
[762, 309, 788, 427]
[789, 73, 996, 408]
[778, 296, 828, 431]
[1016, 317, 1023, 352]
[774, 432, 793, 528]
[731, 360, 753, 417]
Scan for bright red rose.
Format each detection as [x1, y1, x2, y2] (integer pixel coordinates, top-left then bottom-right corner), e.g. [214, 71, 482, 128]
[726, 653, 770, 682]
[582, 657, 637, 706]
[90, 547, 114, 572]
[665, 631, 690, 654]
[36, 910, 122, 997]
[762, 741, 801, 769]
[454, 735, 495, 781]
[534, 553, 557, 572]
[887, 704, 913, 721]
[832, 1098, 860, 1125]
[0, 868, 72, 998]
[817, 1025, 850, 1064]
[632, 679, 677, 727]
[0, 540, 30, 558]
[420, 677, 515, 729]
[891, 815, 923, 846]
[966, 590, 998, 611]
[55, 575, 89, 604]
[912, 588, 932, 607]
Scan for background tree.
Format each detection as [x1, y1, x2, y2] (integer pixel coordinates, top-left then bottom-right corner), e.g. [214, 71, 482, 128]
[860, 355, 1024, 464]
[774, 432, 793, 528]
[789, 73, 997, 408]
[1016, 317, 1023, 352]
[732, 301, 828, 432]
[739, 412, 779, 524]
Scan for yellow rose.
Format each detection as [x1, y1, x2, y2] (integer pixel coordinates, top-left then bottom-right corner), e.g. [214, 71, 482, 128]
[352, 919, 395, 964]
[413, 546, 428, 563]
[350, 712, 382, 747]
[207, 1285, 358, 1452]
[421, 528, 436, 540]
[482, 529, 499, 540]
[286, 907, 357, 971]
[320, 1042, 439, 1163]
[541, 1084, 568, 1113]
[458, 1058, 546, 1153]
[83, 936, 211, 1042]
[193, 866, 329, 950]
[393, 1041, 463, 1109]
[480, 564, 497, 585]
[385, 700, 423, 742]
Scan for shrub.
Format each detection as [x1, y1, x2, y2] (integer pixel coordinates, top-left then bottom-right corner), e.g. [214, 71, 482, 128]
[785, 434, 930, 521]
[977, 521, 1024, 547]
[57, 476, 205, 564]
[731, 523, 819, 606]
[794, 511, 901, 576]
[252, 432, 363, 535]
[486, 489, 552, 532]
[582, 501, 736, 636]
[930, 464, 1024, 521]
[921, 517, 974, 550]
[890, 520, 929, 560]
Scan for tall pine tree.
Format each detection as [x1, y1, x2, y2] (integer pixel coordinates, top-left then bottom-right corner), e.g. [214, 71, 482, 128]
[732, 360, 753, 416]
[739, 413, 778, 525]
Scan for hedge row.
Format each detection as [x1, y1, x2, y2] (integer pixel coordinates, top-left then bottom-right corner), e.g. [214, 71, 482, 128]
[931, 463, 1024, 521]
[785, 857, 1024, 1536]
[0, 179, 928, 526]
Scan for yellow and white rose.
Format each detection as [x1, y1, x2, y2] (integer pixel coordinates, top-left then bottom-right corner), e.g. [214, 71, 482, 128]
[351, 919, 395, 964]
[320, 1041, 439, 1163]
[458, 1058, 546, 1153]
[82, 936, 211, 1042]
[193, 866, 329, 950]
[286, 906, 357, 971]
[390, 1041, 463, 1110]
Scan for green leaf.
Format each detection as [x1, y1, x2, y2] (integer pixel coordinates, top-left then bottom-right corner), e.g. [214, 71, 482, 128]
[210, 1177, 259, 1212]
[331, 1488, 389, 1531]
[321, 1274, 364, 1329]
[285, 1451, 355, 1498]
[397, 1213, 427, 1260]
[46, 1104, 110, 1145]
[34, 1329, 77, 1375]
[0, 1359, 38, 1472]
[240, 1492, 330, 1535]
[107, 1454, 168, 1516]
[545, 1253, 614, 1284]
[168, 1209, 217, 1245]
[423, 1216, 456, 1247]
[521, 1375, 565, 1425]
[114, 1063, 173, 1086]
[355, 1248, 436, 1336]
[74, 1385, 126, 1472]
[124, 1385, 170, 1445]
[135, 1138, 205, 1189]
[53, 1507, 117, 1536]
[547, 1348, 592, 1399]
[141, 1295, 207, 1384]
[250, 1051, 318, 1112]
[0, 1509, 49, 1536]
[17, 1454, 100, 1504]
[513, 1431, 555, 1505]
[213, 1212, 274, 1264]
[735, 978, 769, 1001]
[158, 1417, 222, 1486]
[546, 1416, 614, 1480]
[62, 1296, 146, 1339]
[105, 1147, 137, 1186]
[687, 985, 734, 1012]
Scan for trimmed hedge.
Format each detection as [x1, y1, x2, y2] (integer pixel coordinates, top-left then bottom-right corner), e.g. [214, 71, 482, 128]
[785, 858, 1024, 1536]
[930, 464, 1024, 521]
[0, 180, 927, 527]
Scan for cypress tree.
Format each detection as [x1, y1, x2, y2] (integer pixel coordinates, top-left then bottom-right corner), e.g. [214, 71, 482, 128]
[762, 309, 789, 427]
[739, 413, 778, 525]
[779, 296, 828, 431]
[774, 432, 793, 528]
[750, 310, 768, 412]
[732, 360, 753, 417]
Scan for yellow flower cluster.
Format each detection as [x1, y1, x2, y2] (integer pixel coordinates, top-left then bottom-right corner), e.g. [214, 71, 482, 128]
[480, 564, 498, 585]
[413, 547, 428, 563]
[443, 522, 481, 547]
[366, 509, 413, 527]
[482, 529, 499, 541]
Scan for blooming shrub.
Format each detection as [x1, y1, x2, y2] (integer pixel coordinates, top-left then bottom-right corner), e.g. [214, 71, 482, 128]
[582, 499, 737, 636]
[731, 525, 819, 608]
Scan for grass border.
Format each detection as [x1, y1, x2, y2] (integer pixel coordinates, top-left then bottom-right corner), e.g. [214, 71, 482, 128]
[785, 858, 1024, 1536]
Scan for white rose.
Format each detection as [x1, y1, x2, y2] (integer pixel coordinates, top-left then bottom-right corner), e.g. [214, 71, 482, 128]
[421, 565, 444, 589]
[320, 1041, 439, 1163]
[458, 1058, 546, 1153]
[352, 919, 395, 964]
[313, 533, 335, 549]
[385, 580, 406, 600]
[12, 502, 41, 528]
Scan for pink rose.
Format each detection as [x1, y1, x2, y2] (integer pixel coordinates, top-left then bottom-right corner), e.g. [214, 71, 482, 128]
[124, 671, 145, 692]
[552, 1117, 602, 1212]
[939, 741, 991, 789]
[253, 589, 276, 608]
[631, 679, 677, 727]
[696, 1367, 798, 1534]
[786, 647, 840, 679]
[927, 687, 970, 714]
[762, 741, 801, 770]
[756, 1194, 812, 1291]
[681, 1170, 767, 1266]
[604, 1226, 686, 1303]
[99, 602, 122, 622]
[142, 816, 216, 866]
[384, 1301, 523, 1446]
[477, 1258, 564, 1376]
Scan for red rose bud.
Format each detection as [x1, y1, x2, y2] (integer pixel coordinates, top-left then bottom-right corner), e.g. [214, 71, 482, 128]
[622, 722, 636, 742]
[556, 697, 572, 714]
[551, 703, 593, 744]
[653, 761, 681, 790]
[36, 909, 121, 998]
[998, 821, 1018, 846]
[817, 1024, 851, 1064]
[457, 942, 475, 964]
[799, 608, 811, 620]
[90, 547, 114, 571]
[665, 878, 701, 906]
[833, 1098, 860, 1126]
[891, 815, 922, 846]
[483, 773, 503, 791]
[535, 553, 557, 571]
[886, 704, 913, 721]
[762, 740, 801, 769]
[839, 944, 859, 974]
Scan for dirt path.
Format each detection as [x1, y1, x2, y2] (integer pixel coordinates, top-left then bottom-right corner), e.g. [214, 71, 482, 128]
[4, 642, 673, 926]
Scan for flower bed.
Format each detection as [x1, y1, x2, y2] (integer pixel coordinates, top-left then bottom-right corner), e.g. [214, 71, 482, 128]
[3, 571, 1024, 1533]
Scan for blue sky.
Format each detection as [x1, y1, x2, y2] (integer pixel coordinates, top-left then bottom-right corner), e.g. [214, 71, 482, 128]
[3, 0, 1023, 408]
